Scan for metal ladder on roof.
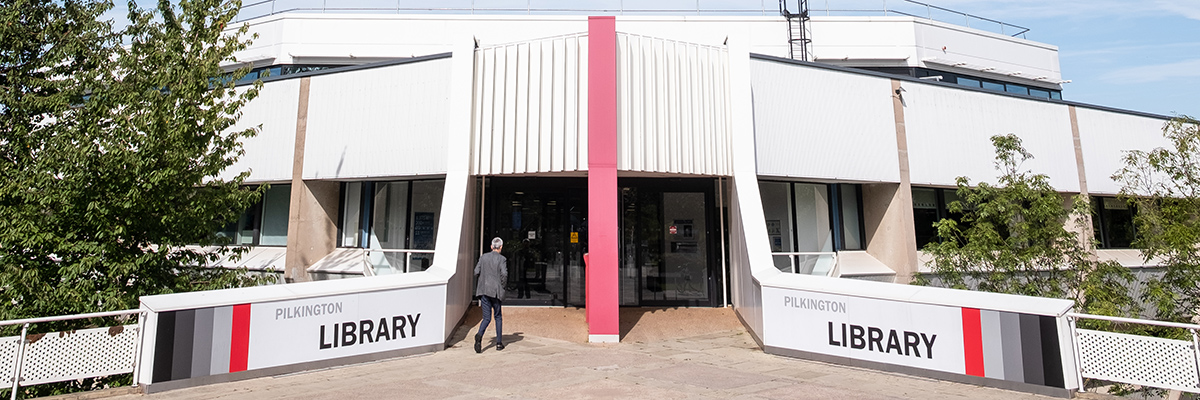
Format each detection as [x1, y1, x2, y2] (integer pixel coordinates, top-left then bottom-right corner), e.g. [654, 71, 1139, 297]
[780, 0, 813, 62]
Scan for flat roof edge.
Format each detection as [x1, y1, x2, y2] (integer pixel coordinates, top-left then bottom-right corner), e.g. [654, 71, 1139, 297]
[748, 53, 1174, 121]
[236, 52, 454, 87]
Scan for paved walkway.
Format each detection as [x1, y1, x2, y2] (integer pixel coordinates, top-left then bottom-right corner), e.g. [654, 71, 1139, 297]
[95, 307, 1110, 400]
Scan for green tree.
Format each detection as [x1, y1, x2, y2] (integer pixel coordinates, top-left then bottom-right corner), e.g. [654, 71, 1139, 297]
[0, 0, 265, 344]
[1113, 115, 1200, 324]
[916, 134, 1134, 317]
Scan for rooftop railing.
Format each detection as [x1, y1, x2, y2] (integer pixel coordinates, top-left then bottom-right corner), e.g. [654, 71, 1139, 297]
[233, 0, 1029, 38]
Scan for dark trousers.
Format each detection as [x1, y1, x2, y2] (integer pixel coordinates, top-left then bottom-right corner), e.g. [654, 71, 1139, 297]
[477, 295, 503, 344]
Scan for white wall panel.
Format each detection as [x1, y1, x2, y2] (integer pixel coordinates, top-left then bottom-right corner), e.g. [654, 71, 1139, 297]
[749, 59, 900, 183]
[223, 79, 301, 183]
[303, 58, 452, 179]
[1075, 108, 1170, 195]
[904, 84, 1079, 191]
[473, 34, 589, 175]
[617, 33, 732, 176]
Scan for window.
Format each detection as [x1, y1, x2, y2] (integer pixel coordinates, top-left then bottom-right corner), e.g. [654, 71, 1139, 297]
[1005, 84, 1029, 95]
[1093, 196, 1136, 249]
[956, 76, 982, 88]
[216, 184, 291, 246]
[1050, 91, 1062, 100]
[911, 187, 967, 249]
[1029, 88, 1051, 99]
[982, 81, 1005, 91]
[760, 181, 866, 272]
[339, 179, 446, 273]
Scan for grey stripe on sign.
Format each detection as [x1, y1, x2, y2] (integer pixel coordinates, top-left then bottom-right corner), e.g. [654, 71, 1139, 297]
[210, 306, 234, 375]
[171, 309, 195, 381]
[979, 310, 1005, 380]
[1019, 313, 1045, 385]
[999, 312, 1025, 382]
[191, 307, 215, 378]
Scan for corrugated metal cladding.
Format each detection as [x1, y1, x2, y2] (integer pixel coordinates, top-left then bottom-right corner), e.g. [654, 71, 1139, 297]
[304, 58, 453, 179]
[616, 33, 733, 176]
[472, 34, 589, 175]
[903, 84, 1081, 192]
[748, 59, 900, 183]
[1074, 107, 1169, 195]
[225, 80, 301, 183]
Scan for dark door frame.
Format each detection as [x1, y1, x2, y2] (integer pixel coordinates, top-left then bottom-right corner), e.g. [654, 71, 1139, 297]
[618, 177, 721, 308]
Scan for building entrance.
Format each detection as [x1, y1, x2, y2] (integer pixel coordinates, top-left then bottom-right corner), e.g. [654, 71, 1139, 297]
[482, 177, 720, 307]
[619, 178, 721, 307]
[483, 177, 588, 307]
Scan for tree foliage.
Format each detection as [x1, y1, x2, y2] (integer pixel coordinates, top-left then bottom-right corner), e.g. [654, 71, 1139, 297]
[1, 0, 265, 327]
[916, 134, 1134, 316]
[1113, 116, 1200, 324]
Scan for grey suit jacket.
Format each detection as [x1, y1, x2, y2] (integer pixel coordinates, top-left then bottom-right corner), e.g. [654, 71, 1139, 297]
[474, 251, 508, 301]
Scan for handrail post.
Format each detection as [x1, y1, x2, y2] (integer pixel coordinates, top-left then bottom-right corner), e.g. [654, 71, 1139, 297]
[10, 323, 28, 400]
[1068, 316, 1086, 393]
[1192, 328, 1200, 391]
[130, 311, 147, 388]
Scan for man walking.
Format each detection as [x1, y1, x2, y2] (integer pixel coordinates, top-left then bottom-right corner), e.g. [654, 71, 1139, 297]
[475, 237, 508, 353]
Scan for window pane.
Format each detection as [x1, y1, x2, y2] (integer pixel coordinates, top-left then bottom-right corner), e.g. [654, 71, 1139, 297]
[408, 180, 445, 271]
[759, 181, 796, 272]
[956, 76, 981, 88]
[1029, 88, 1050, 98]
[370, 182, 409, 250]
[1050, 91, 1062, 100]
[1005, 84, 1029, 95]
[982, 81, 1005, 91]
[840, 184, 863, 250]
[912, 188, 939, 248]
[368, 182, 410, 274]
[1101, 197, 1136, 248]
[341, 182, 363, 247]
[258, 184, 291, 246]
[794, 183, 833, 252]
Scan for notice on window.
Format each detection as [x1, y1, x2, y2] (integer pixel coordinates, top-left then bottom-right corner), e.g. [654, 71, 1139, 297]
[570, 232, 579, 243]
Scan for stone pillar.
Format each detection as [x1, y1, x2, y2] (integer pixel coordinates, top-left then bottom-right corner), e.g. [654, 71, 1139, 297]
[281, 77, 339, 282]
[862, 79, 920, 283]
[862, 183, 919, 282]
[284, 181, 340, 282]
[1067, 105, 1097, 254]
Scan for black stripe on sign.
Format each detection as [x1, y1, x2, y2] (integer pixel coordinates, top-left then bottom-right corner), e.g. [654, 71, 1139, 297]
[1039, 315, 1065, 388]
[1019, 313, 1045, 386]
[171, 309, 195, 381]
[151, 311, 176, 383]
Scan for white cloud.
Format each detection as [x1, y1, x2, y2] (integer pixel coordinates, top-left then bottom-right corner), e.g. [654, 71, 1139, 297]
[1153, 0, 1200, 20]
[1100, 58, 1200, 83]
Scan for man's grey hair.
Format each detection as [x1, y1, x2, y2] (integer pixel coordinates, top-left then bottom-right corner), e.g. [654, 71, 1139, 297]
[491, 237, 504, 250]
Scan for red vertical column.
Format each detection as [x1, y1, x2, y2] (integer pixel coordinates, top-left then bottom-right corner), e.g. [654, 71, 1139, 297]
[586, 16, 619, 343]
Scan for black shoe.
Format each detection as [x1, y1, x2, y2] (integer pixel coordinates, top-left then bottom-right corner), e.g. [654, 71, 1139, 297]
[474, 334, 482, 353]
[496, 343, 505, 351]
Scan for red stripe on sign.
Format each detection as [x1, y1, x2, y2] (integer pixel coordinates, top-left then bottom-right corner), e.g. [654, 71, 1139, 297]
[229, 304, 251, 373]
[961, 307, 985, 377]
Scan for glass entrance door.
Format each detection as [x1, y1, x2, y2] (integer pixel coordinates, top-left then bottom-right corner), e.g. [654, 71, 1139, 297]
[619, 178, 719, 307]
[484, 178, 587, 307]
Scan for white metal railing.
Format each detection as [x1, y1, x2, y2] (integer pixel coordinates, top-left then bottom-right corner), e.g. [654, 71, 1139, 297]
[771, 252, 839, 277]
[1, 309, 145, 400]
[232, 0, 1029, 38]
[364, 249, 437, 275]
[1067, 313, 1200, 394]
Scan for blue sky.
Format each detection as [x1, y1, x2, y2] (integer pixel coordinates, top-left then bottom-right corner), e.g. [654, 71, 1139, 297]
[105, 0, 1199, 117]
[931, 0, 1200, 117]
